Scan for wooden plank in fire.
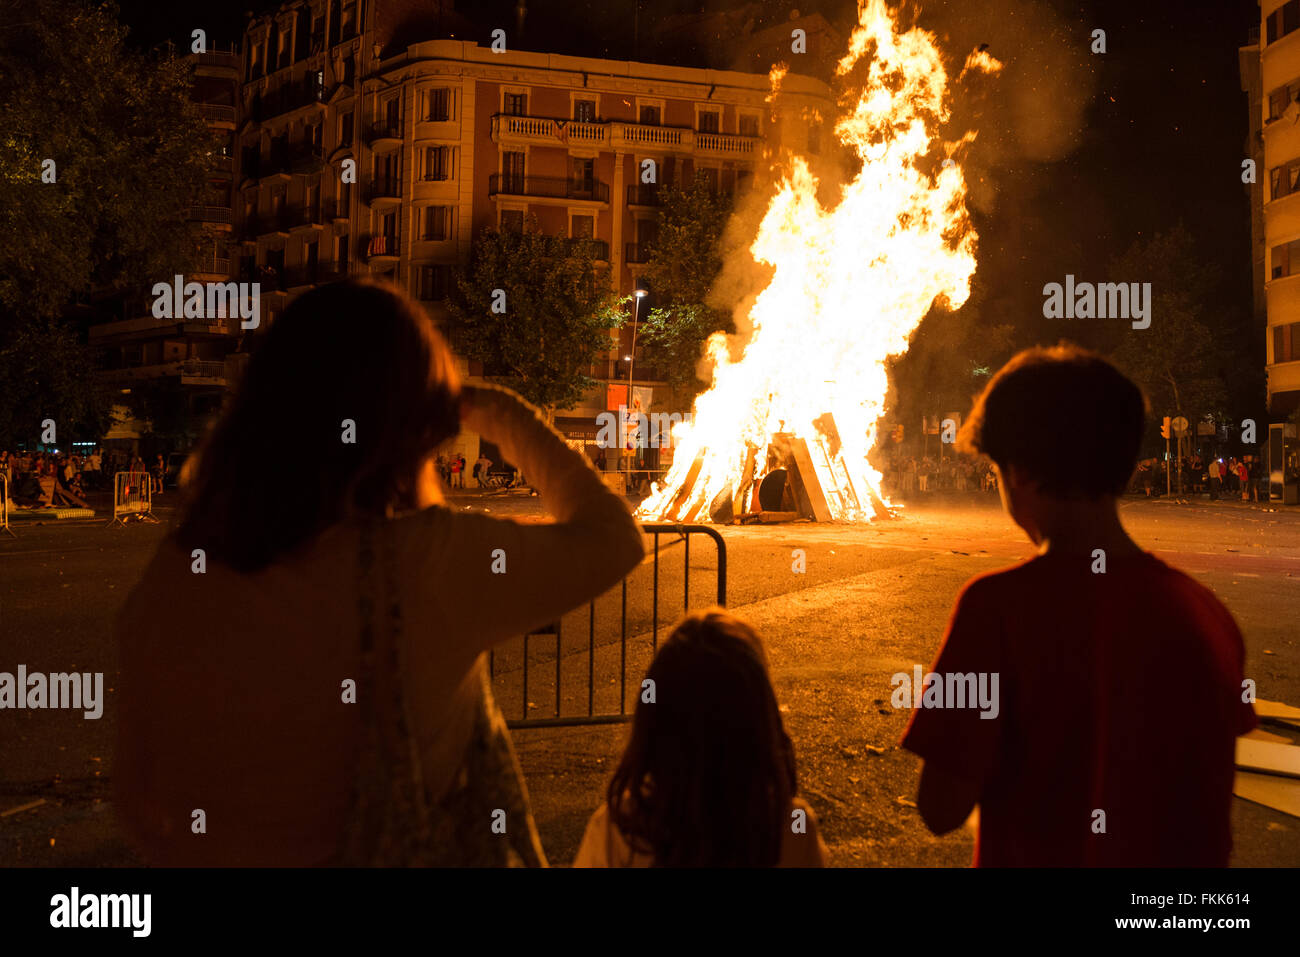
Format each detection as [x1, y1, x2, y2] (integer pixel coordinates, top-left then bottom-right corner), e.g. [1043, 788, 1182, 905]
[770, 433, 833, 522]
[732, 444, 758, 520]
[665, 452, 705, 521]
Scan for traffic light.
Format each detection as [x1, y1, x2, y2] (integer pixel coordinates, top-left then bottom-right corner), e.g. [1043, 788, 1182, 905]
[1160, 416, 1171, 440]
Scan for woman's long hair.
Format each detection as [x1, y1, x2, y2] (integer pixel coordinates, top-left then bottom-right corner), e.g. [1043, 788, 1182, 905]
[606, 609, 798, 866]
[176, 278, 460, 572]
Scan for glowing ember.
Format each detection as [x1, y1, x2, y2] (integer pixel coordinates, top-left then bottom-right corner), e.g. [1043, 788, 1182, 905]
[638, 0, 1000, 523]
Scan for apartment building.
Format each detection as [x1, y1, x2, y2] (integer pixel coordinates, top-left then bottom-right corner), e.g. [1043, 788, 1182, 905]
[231, 0, 831, 465]
[1254, 0, 1300, 419]
[91, 47, 242, 441]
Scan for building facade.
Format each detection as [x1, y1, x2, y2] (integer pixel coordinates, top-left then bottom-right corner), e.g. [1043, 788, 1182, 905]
[1254, 0, 1300, 419]
[94, 0, 832, 464]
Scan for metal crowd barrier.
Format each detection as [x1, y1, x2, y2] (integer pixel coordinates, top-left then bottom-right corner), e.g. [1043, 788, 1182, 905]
[0, 475, 13, 538]
[105, 471, 159, 527]
[490, 523, 727, 728]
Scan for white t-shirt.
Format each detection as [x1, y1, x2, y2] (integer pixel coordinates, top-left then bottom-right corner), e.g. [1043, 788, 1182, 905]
[572, 796, 829, 867]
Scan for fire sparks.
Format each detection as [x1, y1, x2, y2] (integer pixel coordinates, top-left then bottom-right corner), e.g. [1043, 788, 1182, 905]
[638, 0, 999, 524]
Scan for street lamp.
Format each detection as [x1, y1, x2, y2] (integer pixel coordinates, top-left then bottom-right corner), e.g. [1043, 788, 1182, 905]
[625, 283, 649, 472]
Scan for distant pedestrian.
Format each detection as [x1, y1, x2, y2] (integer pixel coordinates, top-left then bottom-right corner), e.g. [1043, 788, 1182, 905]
[1237, 460, 1250, 501]
[449, 452, 463, 489]
[475, 453, 492, 487]
[1208, 458, 1221, 500]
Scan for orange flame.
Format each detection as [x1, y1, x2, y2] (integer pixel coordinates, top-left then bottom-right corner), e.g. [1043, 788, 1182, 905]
[640, 0, 998, 523]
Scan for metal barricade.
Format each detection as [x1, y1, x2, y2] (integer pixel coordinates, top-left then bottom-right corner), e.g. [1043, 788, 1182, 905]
[105, 471, 159, 527]
[0, 475, 14, 538]
[490, 523, 727, 728]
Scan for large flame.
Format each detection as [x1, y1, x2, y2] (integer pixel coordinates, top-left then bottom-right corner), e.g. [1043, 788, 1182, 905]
[639, 0, 998, 523]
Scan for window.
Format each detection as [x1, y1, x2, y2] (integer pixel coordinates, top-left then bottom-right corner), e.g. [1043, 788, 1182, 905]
[427, 88, 451, 121]
[1269, 1, 1300, 44]
[698, 110, 719, 133]
[1275, 322, 1300, 362]
[738, 113, 759, 137]
[383, 96, 400, 132]
[500, 209, 524, 231]
[502, 151, 525, 191]
[1276, 159, 1300, 201]
[574, 98, 596, 122]
[336, 234, 350, 267]
[695, 166, 719, 193]
[1272, 238, 1300, 279]
[639, 104, 661, 125]
[1269, 79, 1300, 121]
[571, 214, 594, 238]
[418, 264, 452, 301]
[339, 111, 354, 146]
[504, 92, 528, 116]
[424, 146, 450, 181]
[341, 56, 355, 86]
[572, 157, 594, 190]
[424, 205, 450, 240]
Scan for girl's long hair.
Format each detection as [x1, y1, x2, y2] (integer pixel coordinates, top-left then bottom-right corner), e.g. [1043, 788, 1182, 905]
[606, 609, 798, 867]
[175, 278, 460, 572]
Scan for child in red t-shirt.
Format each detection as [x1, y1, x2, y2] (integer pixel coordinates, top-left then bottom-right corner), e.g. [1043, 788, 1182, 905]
[902, 344, 1256, 866]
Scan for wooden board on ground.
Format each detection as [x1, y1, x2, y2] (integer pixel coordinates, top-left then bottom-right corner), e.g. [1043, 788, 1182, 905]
[741, 510, 803, 524]
[1234, 738, 1300, 778]
[1255, 698, 1300, 722]
[1234, 771, 1300, 818]
[1243, 728, 1293, 745]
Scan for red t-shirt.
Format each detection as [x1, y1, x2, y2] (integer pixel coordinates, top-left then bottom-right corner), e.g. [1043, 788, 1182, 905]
[901, 552, 1255, 867]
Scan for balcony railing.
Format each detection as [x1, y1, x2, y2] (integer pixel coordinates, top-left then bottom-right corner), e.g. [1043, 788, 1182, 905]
[626, 184, 662, 206]
[288, 144, 324, 174]
[209, 153, 235, 173]
[287, 204, 326, 228]
[193, 257, 232, 277]
[193, 50, 240, 71]
[366, 177, 402, 203]
[488, 174, 609, 203]
[695, 131, 758, 156]
[367, 121, 402, 144]
[196, 103, 236, 125]
[180, 359, 228, 379]
[625, 243, 653, 264]
[189, 205, 233, 224]
[249, 78, 325, 122]
[249, 211, 291, 235]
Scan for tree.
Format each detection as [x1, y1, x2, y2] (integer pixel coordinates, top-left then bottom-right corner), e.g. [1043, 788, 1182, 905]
[638, 181, 734, 400]
[1105, 227, 1228, 425]
[0, 319, 109, 447]
[0, 0, 212, 445]
[445, 222, 624, 417]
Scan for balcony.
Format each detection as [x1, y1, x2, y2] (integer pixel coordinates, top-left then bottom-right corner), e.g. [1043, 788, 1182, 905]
[287, 203, 326, 230]
[364, 234, 399, 261]
[209, 153, 235, 174]
[189, 205, 233, 226]
[288, 143, 325, 175]
[249, 78, 326, 123]
[625, 243, 652, 264]
[365, 177, 402, 206]
[367, 121, 403, 150]
[490, 114, 609, 148]
[196, 103, 236, 126]
[626, 184, 662, 207]
[249, 211, 291, 236]
[192, 50, 240, 76]
[192, 257, 232, 279]
[330, 199, 352, 221]
[694, 131, 759, 157]
[488, 174, 609, 204]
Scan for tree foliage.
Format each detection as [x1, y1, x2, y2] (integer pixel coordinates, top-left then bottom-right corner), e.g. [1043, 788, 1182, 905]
[638, 181, 734, 397]
[0, 0, 214, 446]
[1105, 227, 1227, 420]
[445, 222, 624, 415]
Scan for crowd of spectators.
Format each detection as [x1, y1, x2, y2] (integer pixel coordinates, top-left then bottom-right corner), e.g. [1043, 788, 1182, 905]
[0, 448, 165, 509]
[883, 454, 1000, 497]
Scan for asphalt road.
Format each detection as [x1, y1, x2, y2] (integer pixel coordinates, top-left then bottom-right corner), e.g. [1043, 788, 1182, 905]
[1, 490, 1297, 867]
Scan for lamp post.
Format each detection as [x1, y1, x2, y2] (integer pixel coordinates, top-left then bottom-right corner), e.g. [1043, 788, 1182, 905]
[625, 284, 648, 472]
